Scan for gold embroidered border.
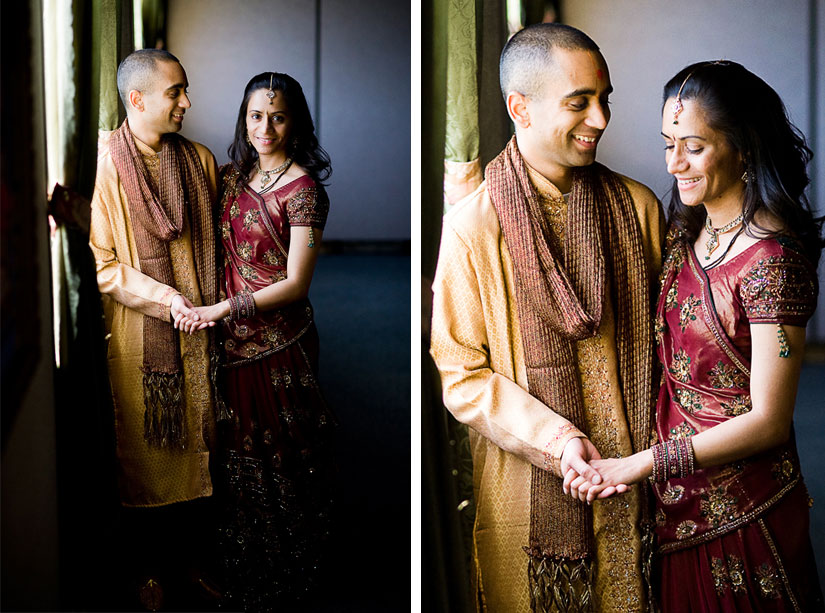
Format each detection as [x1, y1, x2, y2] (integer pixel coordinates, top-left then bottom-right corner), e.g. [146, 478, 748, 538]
[224, 319, 313, 368]
[686, 251, 751, 378]
[659, 473, 799, 553]
[758, 518, 802, 612]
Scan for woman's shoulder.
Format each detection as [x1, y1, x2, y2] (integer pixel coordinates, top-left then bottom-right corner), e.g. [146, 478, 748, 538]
[738, 234, 812, 269]
[737, 236, 818, 323]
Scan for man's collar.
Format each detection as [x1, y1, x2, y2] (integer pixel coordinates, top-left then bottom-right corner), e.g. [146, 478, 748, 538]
[523, 159, 564, 200]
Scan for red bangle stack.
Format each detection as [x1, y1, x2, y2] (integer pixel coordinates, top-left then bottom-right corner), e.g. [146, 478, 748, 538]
[228, 292, 256, 321]
[649, 437, 695, 483]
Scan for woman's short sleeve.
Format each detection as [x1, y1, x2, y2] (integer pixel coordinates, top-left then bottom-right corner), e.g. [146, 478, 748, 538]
[740, 250, 818, 325]
[286, 183, 330, 229]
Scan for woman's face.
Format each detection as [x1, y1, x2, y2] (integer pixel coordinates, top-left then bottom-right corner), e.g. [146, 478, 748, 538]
[245, 88, 292, 159]
[661, 97, 744, 210]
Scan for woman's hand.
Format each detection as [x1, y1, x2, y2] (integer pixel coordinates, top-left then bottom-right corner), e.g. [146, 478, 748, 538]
[584, 451, 653, 503]
[176, 301, 229, 334]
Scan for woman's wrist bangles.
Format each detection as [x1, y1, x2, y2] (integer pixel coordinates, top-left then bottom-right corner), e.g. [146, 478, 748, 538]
[650, 437, 695, 483]
[227, 292, 256, 321]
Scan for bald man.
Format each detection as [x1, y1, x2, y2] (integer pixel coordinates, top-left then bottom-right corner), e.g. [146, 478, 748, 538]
[430, 23, 664, 612]
[89, 48, 221, 605]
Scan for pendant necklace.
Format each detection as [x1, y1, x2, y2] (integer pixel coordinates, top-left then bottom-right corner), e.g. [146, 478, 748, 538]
[256, 157, 292, 188]
[704, 213, 743, 260]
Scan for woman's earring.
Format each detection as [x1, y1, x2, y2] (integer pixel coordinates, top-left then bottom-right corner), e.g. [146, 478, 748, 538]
[741, 170, 748, 184]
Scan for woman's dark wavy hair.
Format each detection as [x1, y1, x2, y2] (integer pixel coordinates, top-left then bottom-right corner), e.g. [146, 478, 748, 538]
[227, 72, 331, 184]
[662, 60, 823, 265]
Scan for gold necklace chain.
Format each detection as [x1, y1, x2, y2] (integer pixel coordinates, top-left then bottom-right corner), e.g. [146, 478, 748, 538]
[255, 157, 292, 188]
[704, 213, 743, 259]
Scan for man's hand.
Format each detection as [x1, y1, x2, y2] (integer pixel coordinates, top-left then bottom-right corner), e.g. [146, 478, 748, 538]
[559, 437, 630, 503]
[560, 437, 602, 502]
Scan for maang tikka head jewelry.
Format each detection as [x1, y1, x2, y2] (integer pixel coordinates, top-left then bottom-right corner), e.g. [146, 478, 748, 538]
[672, 60, 729, 124]
[266, 74, 275, 104]
[671, 69, 696, 125]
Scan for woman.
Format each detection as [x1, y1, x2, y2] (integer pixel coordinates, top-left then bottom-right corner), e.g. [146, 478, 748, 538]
[182, 71, 334, 611]
[571, 61, 824, 610]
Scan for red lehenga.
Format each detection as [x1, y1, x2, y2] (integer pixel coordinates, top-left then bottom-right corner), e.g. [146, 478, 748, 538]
[653, 229, 823, 612]
[215, 165, 335, 611]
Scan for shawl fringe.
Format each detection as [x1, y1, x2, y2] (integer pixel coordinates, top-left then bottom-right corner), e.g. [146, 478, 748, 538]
[526, 554, 594, 613]
[142, 370, 185, 448]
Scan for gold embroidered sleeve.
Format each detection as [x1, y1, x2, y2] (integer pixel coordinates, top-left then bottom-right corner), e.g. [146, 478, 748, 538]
[286, 184, 329, 229]
[740, 252, 817, 325]
[429, 220, 581, 475]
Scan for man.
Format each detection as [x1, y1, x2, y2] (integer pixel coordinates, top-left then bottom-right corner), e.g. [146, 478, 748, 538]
[89, 49, 221, 606]
[430, 24, 664, 612]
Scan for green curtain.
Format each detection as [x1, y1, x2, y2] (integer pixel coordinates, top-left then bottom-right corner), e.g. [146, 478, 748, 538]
[42, 1, 135, 608]
[423, 1, 475, 611]
[423, 1, 511, 611]
[138, 0, 167, 49]
[444, 0, 480, 165]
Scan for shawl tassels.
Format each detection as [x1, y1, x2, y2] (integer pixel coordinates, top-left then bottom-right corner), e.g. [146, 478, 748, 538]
[487, 136, 654, 610]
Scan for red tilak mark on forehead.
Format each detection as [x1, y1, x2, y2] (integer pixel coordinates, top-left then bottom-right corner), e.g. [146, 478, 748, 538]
[596, 69, 604, 80]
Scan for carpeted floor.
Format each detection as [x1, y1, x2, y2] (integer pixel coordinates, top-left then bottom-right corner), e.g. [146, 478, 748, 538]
[308, 253, 411, 612]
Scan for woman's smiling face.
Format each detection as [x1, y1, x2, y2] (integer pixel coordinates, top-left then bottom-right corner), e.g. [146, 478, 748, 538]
[662, 97, 745, 210]
[246, 88, 292, 159]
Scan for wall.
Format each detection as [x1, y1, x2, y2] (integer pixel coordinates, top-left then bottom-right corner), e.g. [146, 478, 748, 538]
[167, 0, 411, 241]
[563, 0, 825, 339]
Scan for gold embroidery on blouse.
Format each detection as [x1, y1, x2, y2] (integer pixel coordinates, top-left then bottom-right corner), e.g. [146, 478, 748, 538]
[669, 348, 692, 383]
[720, 395, 752, 416]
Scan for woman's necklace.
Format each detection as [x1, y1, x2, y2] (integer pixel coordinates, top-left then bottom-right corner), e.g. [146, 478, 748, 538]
[703, 225, 745, 271]
[704, 213, 744, 259]
[256, 159, 293, 196]
[256, 157, 292, 188]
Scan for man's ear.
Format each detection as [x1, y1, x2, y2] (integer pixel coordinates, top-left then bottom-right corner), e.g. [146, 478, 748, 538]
[506, 91, 530, 129]
[128, 89, 144, 112]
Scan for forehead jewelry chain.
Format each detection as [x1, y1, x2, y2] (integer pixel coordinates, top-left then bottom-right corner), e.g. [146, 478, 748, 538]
[704, 213, 744, 259]
[672, 60, 730, 124]
[671, 69, 696, 125]
[266, 74, 275, 103]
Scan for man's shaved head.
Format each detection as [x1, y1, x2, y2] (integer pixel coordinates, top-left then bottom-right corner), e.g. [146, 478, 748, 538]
[117, 48, 181, 108]
[500, 23, 600, 100]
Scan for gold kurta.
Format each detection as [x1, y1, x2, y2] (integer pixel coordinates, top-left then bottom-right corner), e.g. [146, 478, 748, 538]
[430, 166, 664, 612]
[89, 130, 218, 507]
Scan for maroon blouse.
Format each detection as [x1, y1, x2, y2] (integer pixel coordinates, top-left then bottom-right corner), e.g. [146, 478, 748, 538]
[218, 165, 329, 366]
[653, 230, 818, 552]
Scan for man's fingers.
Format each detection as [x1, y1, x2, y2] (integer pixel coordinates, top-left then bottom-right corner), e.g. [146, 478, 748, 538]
[569, 475, 587, 499]
[563, 468, 579, 495]
[569, 455, 602, 486]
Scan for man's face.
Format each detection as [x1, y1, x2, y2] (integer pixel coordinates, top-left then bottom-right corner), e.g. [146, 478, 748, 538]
[136, 60, 191, 137]
[521, 49, 612, 177]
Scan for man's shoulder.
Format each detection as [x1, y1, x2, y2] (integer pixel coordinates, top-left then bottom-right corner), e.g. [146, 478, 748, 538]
[443, 181, 501, 240]
[613, 172, 659, 208]
[182, 138, 215, 164]
[615, 172, 660, 214]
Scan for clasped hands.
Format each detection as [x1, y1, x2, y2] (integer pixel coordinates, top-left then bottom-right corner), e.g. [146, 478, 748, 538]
[560, 437, 644, 505]
[169, 294, 229, 334]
